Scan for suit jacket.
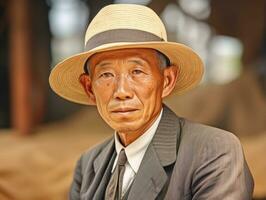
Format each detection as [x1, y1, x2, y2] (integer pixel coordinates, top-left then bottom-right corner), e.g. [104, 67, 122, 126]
[69, 106, 254, 200]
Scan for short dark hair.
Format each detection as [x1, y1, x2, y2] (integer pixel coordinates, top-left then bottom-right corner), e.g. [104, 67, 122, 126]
[156, 51, 170, 69]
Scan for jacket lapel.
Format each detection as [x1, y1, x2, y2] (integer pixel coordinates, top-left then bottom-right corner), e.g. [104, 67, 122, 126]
[93, 144, 116, 200]
[93, 138, 115, 173]
[128, 105, 181, 200]
[82, 138, 116, 200]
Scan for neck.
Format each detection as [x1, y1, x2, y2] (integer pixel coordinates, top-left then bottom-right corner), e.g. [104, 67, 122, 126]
[117, 109, 162, 147]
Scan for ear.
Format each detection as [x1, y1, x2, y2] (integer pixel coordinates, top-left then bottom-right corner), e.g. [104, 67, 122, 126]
[162, 65, 179, 98]
[79, 73, 96, 105]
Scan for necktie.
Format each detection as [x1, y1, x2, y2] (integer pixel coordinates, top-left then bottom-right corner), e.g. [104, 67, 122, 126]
[105, 149, 127, 200]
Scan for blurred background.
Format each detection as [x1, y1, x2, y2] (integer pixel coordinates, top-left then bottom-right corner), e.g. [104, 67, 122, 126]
[0, 0, 265, 199]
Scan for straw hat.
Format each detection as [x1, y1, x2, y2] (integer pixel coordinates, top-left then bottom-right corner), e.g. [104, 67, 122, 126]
[49, 4, 204, 105]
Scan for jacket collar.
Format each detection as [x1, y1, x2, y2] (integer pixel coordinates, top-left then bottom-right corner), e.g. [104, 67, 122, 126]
[127, 105, 180, 199]
[152, 104, 180, 166]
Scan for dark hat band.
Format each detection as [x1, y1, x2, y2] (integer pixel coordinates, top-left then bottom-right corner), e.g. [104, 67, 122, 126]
[85, 29, 164, 51]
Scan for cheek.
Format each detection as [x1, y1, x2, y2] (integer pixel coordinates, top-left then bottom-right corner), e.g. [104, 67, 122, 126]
[134, 77, 163, 100]
[93, 80, 114, 107]
[93, 87, 113, 124]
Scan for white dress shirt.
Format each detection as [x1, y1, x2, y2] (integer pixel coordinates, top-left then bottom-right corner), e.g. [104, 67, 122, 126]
[112, 109, 163, 197]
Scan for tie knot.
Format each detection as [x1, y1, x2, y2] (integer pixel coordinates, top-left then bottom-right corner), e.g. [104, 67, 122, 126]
[117, 149, 127, 166]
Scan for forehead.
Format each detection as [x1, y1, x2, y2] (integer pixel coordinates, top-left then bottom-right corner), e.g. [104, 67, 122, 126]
[88, 48, 159, 67]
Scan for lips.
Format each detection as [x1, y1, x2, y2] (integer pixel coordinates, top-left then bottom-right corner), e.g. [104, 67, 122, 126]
[111, 108, 138, 113]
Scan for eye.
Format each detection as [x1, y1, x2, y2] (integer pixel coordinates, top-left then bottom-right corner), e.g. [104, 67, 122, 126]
[99, 72, 114, 78]
[132, 69, 144, 75]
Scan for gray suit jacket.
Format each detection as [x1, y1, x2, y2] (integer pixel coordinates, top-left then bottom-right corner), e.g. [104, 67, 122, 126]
[69, 106, 254, 200]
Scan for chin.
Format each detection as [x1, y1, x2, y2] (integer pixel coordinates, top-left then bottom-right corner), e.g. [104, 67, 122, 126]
[112, 123, 141, 134]
[114, 125, 136, 133]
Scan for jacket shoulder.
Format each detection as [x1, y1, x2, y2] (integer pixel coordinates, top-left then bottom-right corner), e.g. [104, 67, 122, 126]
[180, 119, 241, 148]
[177, 118, 245, 173]
[174, 119, 254, 199]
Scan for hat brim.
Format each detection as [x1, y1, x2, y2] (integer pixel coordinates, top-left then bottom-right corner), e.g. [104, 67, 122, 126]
[49, 41, 204, 105]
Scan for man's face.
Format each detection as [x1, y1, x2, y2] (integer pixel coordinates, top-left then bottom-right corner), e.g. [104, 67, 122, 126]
[82, 48, 176, 136]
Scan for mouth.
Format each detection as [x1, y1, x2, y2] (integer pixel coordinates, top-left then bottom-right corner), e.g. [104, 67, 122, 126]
[111, 108, 139, 113]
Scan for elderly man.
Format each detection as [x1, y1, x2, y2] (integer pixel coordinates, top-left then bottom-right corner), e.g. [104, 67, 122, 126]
[49, 4, 254, 200]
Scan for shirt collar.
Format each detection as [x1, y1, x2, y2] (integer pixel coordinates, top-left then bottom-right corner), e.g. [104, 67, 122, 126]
[113, 108, 163, 173]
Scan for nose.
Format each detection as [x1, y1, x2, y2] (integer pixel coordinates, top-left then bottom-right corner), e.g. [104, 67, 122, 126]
[113, 75, 133, 100]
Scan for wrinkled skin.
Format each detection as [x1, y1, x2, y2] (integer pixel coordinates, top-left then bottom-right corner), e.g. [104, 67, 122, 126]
[79, 48, 178, 146]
